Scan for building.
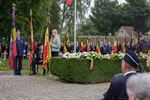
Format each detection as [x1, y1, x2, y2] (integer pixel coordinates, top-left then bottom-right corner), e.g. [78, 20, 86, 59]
[117, 26, 138, 42]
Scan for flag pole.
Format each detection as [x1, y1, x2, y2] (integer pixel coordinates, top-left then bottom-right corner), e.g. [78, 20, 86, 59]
[74, 0, 77, 53]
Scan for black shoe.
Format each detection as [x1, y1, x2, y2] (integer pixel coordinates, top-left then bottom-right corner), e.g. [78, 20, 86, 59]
[14, 73, 21, 75]
[31, 72, 36, 75]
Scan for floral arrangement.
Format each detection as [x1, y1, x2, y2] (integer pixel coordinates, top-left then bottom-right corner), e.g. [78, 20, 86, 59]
[139, 52, 150, 59]
[62, 52, 150, 60]
[62, 52, 125, 60]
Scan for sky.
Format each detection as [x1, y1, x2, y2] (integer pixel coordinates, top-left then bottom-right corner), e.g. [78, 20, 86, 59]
[86, 0, 126, 18]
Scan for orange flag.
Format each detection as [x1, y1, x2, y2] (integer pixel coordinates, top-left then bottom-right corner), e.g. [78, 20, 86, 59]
[113, 36, 118, 53]
[96, 43, 100, 54]
[122, 41, 126, 53]
[43, 27, 51, 69]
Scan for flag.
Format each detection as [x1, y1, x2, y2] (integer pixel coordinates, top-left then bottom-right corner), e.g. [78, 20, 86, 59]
[63, 45, 67, 53]
[122, 41, 126, 53]
[113, 36, 118, 53]
[8, 7, 17, 69]
[86, 35, 90, 52]
[29, 10, 34, 65]
[96, 43, 100, 54]
[8, 33, 14, 69]
[66, 34, 70, 45]
[66, 0, 73, 5]
[43, 27, 51, 69]
[80, 42, 84, 52]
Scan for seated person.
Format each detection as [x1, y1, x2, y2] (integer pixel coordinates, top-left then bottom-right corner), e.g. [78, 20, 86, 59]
[102, 51, 140, 100]
[31, 43, 43, 75]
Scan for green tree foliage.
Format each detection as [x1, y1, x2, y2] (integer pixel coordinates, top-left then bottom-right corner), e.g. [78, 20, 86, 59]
[50, 0, 60, 32]
[79, 18, 98, 35]
[89, 0, 150, 35]
[59, 0, 91, 34]
[0, 0, 60, 41]
[125, 0, 150, 30]
[90, 0, 120, 35]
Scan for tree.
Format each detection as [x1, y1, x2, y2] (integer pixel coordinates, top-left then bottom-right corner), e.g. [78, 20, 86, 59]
[0, 0, 60, 41]
[79, 18, 98, 35]
[125, 0, 150, 30]
[90, 0, 150, 35]
[90, 0, 120, 35]
[59, 0, 91, 34]
[50, 0, 60, 32]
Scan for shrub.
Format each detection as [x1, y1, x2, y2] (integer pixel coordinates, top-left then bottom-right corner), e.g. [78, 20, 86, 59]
[50, 58, 122, 83]
[50, 58, 147, 84]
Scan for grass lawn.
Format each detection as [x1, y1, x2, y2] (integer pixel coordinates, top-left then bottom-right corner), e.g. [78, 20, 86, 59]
[0, 57, 58, 80]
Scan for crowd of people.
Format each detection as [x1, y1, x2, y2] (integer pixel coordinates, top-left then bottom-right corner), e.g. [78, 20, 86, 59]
[0, 29, 150, 99]
[0, 36, 150, 59]
[60, 39, 150, 54]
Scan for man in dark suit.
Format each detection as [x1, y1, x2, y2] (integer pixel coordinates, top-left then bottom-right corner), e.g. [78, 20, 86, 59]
[103, 50, 140, 100]
[31, 43, 43, 75]
[14, 29, 25, 75]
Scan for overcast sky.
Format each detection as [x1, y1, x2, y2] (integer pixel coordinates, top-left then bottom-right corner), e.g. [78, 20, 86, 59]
[86, 0, 126, 18]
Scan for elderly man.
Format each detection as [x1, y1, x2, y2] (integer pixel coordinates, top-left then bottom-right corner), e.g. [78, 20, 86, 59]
[103, 51, 140, 100]
[126, 73, 150, 100]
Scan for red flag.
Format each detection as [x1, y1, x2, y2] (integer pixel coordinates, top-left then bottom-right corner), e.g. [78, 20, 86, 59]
[8, 34, 14, 69]
[80, 42, 84, 52]
[43, 27, 51, 69]
[66, 0, 73, 5]
[29, 10, 34, 65]
[113, 36, 118, 53]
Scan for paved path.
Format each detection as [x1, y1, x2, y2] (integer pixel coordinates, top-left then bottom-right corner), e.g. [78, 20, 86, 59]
[0, 70, 14, 75]
[0, 75, 109, 100]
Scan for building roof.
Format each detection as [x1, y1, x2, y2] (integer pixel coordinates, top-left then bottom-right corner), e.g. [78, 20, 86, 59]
[123, 26, 137, 35]
[117, 26, 138, 37]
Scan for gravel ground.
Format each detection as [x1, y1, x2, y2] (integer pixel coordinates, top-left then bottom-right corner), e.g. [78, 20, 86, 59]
[0, 73, 109, 100]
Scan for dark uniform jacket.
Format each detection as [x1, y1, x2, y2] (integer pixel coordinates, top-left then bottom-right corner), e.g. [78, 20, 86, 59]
[35, 48, 43, 61]
[104, 72, 136, 100]
[16, 36, 25, 56]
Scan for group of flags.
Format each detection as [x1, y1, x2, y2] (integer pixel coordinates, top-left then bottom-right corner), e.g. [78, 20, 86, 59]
[113, 35, 126, 53]
[8, 8, 51, 70]
[8, 0, 74, 69]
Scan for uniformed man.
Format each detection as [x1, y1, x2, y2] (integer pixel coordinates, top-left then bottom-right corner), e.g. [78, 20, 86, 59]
[103, 50, 140, 100]
[14, 29, 25, 75]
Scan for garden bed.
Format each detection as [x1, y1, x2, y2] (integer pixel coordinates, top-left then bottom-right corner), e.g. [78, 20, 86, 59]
[50, 52, 147, 84]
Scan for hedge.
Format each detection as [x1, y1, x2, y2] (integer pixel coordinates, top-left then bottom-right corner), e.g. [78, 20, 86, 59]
[50, 58, 147, 84]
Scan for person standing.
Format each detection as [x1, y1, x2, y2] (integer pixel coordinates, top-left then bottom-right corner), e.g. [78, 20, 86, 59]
[14, 29, 25, 75]
[50, 29, 61, 57]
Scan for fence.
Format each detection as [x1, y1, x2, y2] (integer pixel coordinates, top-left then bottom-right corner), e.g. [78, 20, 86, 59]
[64, 35, 150, 44]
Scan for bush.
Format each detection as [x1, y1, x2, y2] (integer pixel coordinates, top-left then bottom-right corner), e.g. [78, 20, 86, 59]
[50, 58, 123, 83]
[50, 58, 147, 84]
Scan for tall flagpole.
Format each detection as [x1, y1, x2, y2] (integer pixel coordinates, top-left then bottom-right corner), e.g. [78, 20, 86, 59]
[74, 0, 77, 53]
